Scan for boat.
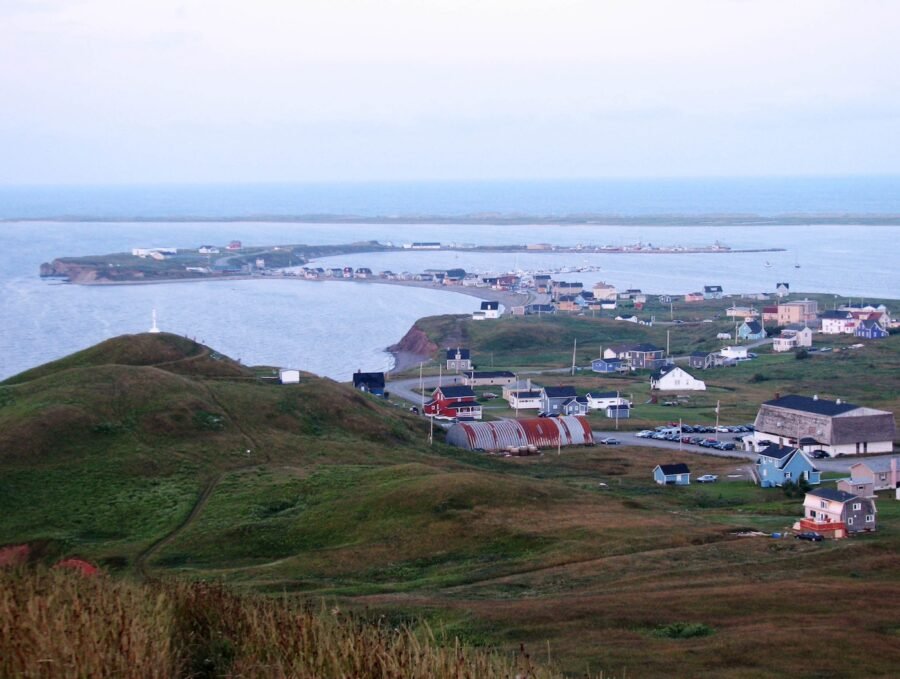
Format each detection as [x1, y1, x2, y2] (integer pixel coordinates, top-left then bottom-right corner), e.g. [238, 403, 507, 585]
[764, 261, 772, 268]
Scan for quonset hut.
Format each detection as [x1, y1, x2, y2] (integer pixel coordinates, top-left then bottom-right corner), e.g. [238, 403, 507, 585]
[446, 416, 594, 452]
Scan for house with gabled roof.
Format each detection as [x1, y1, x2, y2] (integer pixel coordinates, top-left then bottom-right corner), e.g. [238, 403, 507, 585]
[798, 488, 877, 539]
[654, 463, 691, 485]
[754, 444, 821, 488]
[506, 390, 543, 410]
[585, 391, 630, 410]
[352, 370, 386, 396]
[775, 282, 790, 298]
[689, 351, 716, 370]
[843, 457, 899, 494]
[540, 386, 578, 415]
[704, 285, 724, 300]
[751, 394, 896, 456]
[820, 309, 855, 334]
[856, 318, 889, 340]
[561, 396, 590, 416]
[424, 385, 482, 420]
[773, 326, 813, 352]
[446, 347, 472, 372]
[738, 320, 766, 340]
[479, 300, 501, 319]
[650, 365, 706, 391]
[591, 357, 627, 373]
[603, 343, 666, 370]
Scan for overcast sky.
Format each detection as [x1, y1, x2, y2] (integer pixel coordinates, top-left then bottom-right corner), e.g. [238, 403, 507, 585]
[2, 0, 898, 184]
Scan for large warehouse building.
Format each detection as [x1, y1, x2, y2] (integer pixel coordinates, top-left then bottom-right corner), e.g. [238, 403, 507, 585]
[446, 416, 594, 452]
[751, 394, 895, 456]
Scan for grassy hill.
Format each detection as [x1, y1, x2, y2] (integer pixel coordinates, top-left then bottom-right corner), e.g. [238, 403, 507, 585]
[2, 333, 900, 677]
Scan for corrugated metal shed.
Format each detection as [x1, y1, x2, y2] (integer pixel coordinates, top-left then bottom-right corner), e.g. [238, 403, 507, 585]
[446, 416, 594, 451]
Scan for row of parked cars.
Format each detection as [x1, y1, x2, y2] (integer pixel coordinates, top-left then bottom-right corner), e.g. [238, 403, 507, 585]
[636, 424, 755, 451]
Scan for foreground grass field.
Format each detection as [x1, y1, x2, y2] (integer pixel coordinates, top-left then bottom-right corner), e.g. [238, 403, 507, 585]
[2, 568, 561, 679]
[2, 332, 899, 677]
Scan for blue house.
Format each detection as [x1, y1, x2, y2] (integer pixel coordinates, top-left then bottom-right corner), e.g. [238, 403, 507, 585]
[855, 320, 889, 340]
[540, 386, 578, 415]
[738, 320, 767, 340]
[561, 396, 590, 416]
[755, 444, 821, 488]
[591, 357, 626, 373]
[654, 463, 691, 485]
[605, 404, 631, 419]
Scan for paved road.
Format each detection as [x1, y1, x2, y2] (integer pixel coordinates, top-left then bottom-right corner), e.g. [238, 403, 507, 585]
[388, 374, 464, 410]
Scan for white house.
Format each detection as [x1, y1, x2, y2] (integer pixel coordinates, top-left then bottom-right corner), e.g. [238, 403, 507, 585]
[650, 365, 706, 391]
[478, 300, 501, 319]
[585, 391, 631, 410]
[773, 326, 814, 352]
[506, 390, 543, 410]
[720, 346, 749, 361]
[279, 369, 301, 384]
[820, 310, 856, 334]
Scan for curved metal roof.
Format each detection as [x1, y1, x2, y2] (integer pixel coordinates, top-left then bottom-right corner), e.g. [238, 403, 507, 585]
[446, 416, 594, 451]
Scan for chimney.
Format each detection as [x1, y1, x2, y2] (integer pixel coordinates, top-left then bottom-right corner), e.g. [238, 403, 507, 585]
[775, 391, 781, 400]
[836, 398, 841, 405]
[813, 394, 818, 400]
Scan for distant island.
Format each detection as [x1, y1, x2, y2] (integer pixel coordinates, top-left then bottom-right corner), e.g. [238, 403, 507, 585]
[41, 240, 785, 284]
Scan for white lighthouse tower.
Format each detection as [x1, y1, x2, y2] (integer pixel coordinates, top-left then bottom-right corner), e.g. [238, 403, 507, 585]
[149, 309, 161, 333]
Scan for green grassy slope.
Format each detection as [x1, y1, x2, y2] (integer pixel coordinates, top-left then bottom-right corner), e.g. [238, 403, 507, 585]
[2, 333, 900, 678]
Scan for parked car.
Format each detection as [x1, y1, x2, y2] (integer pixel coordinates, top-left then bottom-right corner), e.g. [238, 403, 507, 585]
[810, 450, 830, 459]
[636, 430, 654, 438]
[795, 532, 824, 542]
[600, 437, 621, 445]
[697, 474, 718, 483]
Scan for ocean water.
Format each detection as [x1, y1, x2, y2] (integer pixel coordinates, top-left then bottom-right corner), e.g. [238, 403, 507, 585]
[3, 177, 900, 219]
[1, 185, 898, 381]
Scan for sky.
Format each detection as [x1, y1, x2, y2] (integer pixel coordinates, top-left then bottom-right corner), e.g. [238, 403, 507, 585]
[1, 0, 899, 184]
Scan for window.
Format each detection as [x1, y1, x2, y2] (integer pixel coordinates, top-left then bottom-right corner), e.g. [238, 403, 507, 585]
[784, 472, 792, 479]
[866, 515, 874, 522]
[847, 517, 854, 525]
[820, 501, 828, 509]
[853, 503, 861, 511]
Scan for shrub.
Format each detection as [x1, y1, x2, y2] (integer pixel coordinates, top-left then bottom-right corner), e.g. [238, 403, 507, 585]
[750, 373, 768, 383]
[651, 622, 715, 639]
[795, 349, 810, 360]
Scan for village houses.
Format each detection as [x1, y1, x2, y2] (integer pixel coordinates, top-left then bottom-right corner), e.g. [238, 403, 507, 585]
[798, 488, 877, 539]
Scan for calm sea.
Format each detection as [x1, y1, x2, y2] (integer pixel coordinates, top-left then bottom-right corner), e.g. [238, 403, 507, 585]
[3, 177, 900, 219]
[0, 180, 898, 381]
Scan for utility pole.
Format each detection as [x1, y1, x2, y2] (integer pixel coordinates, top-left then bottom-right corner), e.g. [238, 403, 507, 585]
[419, 362, 425, 413]
[514, 373, 519, 419]
[666, 330, 670, 357]
[571, 338, 577, 375]
[715, 400, 721, 442]
[615, 390, 620, 430]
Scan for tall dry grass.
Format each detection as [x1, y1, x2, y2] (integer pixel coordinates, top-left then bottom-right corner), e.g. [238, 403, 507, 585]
[1, 568, 573, 678]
